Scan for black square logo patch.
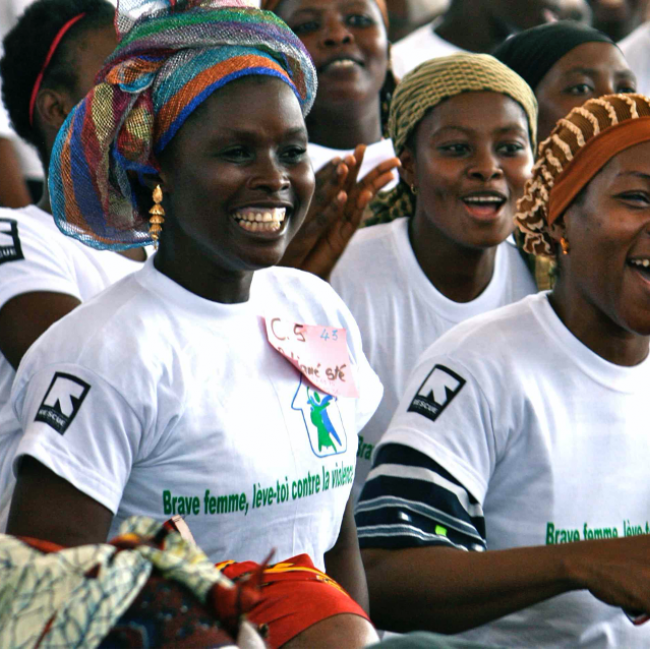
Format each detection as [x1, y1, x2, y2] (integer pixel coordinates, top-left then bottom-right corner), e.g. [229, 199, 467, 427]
[408, 364, 466, 422]
[0, 218, 24, 265]
[35, 372, 91, 434]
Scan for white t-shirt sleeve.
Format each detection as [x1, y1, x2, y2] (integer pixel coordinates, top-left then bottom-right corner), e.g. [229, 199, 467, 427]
[379, 353, 497, 504]
[12, 363, 144, 514]
[0, 212, 80, 310]
[355, 351, 496, 551]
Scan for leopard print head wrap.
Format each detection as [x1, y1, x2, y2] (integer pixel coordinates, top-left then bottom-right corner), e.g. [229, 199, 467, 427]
[516, 93, 650, 256]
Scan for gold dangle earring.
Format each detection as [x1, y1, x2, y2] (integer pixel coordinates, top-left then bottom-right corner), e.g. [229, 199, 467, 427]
[149, 185, 165, 249]
[560, 237, 570, 255]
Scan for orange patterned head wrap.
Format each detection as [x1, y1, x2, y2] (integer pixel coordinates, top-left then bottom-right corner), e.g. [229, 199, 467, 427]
[516, 94, 650, 256]
[261, 0, 389, 26]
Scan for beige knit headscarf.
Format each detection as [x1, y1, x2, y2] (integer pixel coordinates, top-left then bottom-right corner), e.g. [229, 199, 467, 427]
[368, 53, 538, 225]
[517, 93, 650, 256]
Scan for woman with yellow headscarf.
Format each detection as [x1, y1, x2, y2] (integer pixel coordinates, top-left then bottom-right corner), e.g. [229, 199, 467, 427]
[331, 52, 539, 502]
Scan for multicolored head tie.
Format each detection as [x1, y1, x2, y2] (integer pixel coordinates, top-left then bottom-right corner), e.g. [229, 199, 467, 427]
[28, 12, 86, 126]
[516, 93, 650, 256]
[49, 0, 317, 250]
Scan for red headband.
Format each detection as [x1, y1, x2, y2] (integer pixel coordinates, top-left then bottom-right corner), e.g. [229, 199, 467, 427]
[28, 12, 86, 127]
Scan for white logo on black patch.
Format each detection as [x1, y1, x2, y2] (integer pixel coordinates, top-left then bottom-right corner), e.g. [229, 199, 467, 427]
[408, 364, 466, 422]
[35, 372, 90, 434]
[0, 218, 24, 264]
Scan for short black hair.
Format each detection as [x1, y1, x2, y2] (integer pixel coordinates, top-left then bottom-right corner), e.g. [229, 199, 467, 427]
[0, 0, 115, 155]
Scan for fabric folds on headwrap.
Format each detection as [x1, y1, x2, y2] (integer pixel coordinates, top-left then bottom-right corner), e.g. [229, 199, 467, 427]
[516, 94, 650, 256]
[261, 0, 389, 26]
[493, 21, 616, 92]
[368, 53, 538, 225]
[49, 0, 317, 250]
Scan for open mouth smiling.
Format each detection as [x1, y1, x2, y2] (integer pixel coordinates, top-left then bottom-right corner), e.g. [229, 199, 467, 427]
[232, 207, 288, 234]
[461, 191, 507, 218]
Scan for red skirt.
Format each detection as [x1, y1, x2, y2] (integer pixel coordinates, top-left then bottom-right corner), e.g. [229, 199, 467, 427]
[218, 553, 370, 648]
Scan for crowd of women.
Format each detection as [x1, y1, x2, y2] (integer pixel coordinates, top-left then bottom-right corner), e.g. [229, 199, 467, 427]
[0, 0, 649, 648]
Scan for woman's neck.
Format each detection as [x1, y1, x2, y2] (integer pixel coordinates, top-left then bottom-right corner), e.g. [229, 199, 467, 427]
[408, 210, 498, 303]
[154, 236, 254, 304]
[306, 99, 383, 150]
[550, 281, 650, 367]
[435, 2, 512, 54]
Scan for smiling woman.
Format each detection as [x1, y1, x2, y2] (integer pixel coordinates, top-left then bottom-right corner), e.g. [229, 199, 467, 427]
[262, 0, 401, 280]
[4, 1, 383, 647]
[356, 94, 650, 648]
[331, 53, 539, 501]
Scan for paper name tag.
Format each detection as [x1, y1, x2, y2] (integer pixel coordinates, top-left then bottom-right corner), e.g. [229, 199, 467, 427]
[265, 317, 359, 398]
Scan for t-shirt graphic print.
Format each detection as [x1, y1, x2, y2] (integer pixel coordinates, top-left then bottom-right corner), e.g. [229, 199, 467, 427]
[292, 377, 348, 458]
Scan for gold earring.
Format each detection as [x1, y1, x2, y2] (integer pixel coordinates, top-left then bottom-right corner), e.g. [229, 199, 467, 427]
[149, 185, 165, 249]
[560, 237, 570, 255]
[411, 183, 418, 195]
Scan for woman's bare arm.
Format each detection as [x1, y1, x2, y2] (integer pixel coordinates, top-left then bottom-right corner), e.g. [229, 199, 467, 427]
[7, 456, 113, 547]
[324, 496, 370, 612]
[363, 535, 650, 634]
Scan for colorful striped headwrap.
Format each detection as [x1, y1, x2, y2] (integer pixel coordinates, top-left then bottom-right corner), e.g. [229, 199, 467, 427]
[49, 0, 317, 250]
[366, 53, 537, 225]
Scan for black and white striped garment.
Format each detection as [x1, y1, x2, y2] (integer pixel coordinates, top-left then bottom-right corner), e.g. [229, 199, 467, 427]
[355, 443, 487, 552]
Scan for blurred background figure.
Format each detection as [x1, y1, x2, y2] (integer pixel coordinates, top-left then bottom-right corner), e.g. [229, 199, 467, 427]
[589, 0, 650, 40]
[620, 0, 650, 95]
[0, 0, 43, 207]
[391, 0, 565, 78]
[384, 0, 448, 42]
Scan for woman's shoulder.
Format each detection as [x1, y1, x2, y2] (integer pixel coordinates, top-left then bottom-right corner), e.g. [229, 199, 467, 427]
[423, 293, 549, 365]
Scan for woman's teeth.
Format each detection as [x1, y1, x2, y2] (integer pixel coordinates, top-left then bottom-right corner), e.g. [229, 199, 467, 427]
[630, 258, 650, 269]
[233, 207, 286, 233]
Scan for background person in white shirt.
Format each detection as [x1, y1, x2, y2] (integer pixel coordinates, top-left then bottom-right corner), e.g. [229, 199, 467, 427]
[331, 54, 538, 501]
[391, 0, 562, 78]
[263, 0, 401, 280]
[357, 93, 650, 648]
[0, 0, 144, 533]
[6, 2, 382, 647]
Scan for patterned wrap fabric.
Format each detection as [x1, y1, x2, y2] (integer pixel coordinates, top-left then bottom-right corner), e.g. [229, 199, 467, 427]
[48, 0, 317, 250]
[516, 93, 650, 256]
[0, 516, 259, 649]
[367, 53, 538, 225]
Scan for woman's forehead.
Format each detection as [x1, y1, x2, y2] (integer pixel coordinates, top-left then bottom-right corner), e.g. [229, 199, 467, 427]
[175, 76, 307, 139]
[420, 92, 529, 135]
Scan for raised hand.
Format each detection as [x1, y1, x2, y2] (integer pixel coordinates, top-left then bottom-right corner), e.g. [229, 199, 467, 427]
[281, 143, 400, 280]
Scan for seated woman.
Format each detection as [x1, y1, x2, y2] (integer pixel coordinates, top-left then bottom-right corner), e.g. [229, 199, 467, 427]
[357, 93, 650, 647]
[330, 54, 538, 501]
[0, 0, 144, 532]
[6, 1, 381, 648]
[263, 0, 400, 278]
[494, 20, 638, 145]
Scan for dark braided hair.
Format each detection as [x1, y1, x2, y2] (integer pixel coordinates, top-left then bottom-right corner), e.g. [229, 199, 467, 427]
[0, 0, 115, 159]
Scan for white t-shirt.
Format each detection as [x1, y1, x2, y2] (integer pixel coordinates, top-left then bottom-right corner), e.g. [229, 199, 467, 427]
[330, 217, 537, 501]
[620, 23, 650, 97]
[11, 259, 383, 568]
[308, 139, 399, 191]
[360, 292, 650, 648]
[0, 205, 143, 531]
[391, 18, 465, 79]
